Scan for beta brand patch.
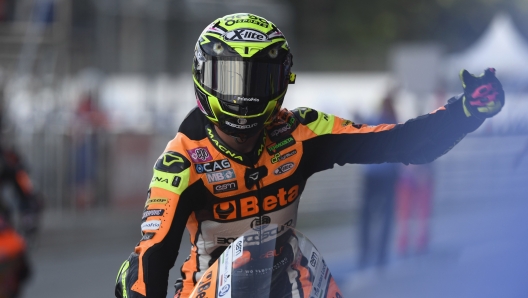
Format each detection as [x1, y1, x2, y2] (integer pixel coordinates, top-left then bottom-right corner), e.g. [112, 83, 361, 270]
[187, 147, 213, 163]
[141, 220, 161, 231]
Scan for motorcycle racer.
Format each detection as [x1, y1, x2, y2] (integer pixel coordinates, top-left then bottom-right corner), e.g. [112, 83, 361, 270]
[115, 13, 505, 298]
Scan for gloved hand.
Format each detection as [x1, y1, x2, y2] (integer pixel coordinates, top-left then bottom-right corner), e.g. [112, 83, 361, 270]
[460, 68, 505, 119]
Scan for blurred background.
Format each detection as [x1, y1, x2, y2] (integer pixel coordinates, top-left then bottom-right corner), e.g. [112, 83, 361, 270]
[0, 0, 526, 297]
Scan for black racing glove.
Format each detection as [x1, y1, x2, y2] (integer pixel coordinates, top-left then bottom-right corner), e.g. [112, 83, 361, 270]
[460, 68, 505, 119]
[115, 253, 146, 298]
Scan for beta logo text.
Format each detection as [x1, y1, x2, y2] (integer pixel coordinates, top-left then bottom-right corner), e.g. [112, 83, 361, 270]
[213, 185, 299, 220]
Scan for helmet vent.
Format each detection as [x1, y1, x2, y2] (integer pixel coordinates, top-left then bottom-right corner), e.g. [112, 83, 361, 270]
[269, 48, 278, 59]
[213, 43, 224, 55]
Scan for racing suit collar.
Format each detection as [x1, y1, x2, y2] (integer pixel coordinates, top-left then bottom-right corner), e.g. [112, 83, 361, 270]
[205, 123, 267, 167]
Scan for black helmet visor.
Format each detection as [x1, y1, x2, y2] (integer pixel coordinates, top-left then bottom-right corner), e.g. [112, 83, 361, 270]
[198, 57, 290, 102]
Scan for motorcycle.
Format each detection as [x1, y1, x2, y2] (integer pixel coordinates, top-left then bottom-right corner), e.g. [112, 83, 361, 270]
[188, 225, 343, 298]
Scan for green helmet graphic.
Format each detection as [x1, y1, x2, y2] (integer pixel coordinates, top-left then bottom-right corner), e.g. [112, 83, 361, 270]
[193, 13, 296, 139]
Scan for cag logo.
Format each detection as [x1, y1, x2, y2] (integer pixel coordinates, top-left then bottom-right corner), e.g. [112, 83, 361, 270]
[224, 29, 268, 42]
[195, 159, 231, 174]
[212, 185, 299, 220]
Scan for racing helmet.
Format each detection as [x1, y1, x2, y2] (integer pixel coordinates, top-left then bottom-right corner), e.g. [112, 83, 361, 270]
[193, 13, 295, 139]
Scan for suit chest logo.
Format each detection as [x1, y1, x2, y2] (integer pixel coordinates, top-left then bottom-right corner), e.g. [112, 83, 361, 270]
[187, 147, 213, 163]
[206, 169, 235, 183]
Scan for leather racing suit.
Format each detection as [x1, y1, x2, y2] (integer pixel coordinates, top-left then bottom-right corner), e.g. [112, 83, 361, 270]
[115, 96, 483, 298]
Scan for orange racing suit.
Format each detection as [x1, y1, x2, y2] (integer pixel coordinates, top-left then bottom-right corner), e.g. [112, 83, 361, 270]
[115, 96, 483, 298]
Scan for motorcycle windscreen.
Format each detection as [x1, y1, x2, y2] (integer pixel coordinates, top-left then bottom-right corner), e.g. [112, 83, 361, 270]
[200, 58, 289, 100]
[189, 225, 344, 298]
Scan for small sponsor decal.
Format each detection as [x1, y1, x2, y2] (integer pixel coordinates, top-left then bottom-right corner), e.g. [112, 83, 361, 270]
[273, 162, 295, 175]
[223, 13, 269, 28]
[225, 120, 258, 130]
[206, 169, 235, 183]
[251, 215, 271, 230]
[233, 237, 244, 261]
[145, 198, 168, 206]
[219, 284, 230, 297]
[341, 119, 353, 127]
[270, 124, 291, 137]
[270, 149, 297, 164]
[142, 209, 164, 220]
[266, 136, 295, 154]
[141, 233, 155, 241]
[216, 236, 238, 245]
[141, 220, 161, 231]
[223, 29, 268, 42]
[195, 159, 231, 174]
[187, 147, 213, 163]
[213, 181, 238, 194]
[236, 96, 259, 102]
[310, 250, 319, 268]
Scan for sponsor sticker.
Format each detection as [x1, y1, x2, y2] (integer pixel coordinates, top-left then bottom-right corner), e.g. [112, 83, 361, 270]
[310, 249, 319, 268]
[223, 13, 269, 28]
[217, 244, 232, 298]
[232, 237, 244, 262]
[270, 149, 297, 164]
[141, 220, 161, 231]
[223, 29, 268, 42]
[145, 198, 168, 206]
[213, 181, 238, 194]
[206, 169, 236, 183]
[195, 159, 231, 174]
[341, 119, 353, 127]
[251, 216, 271, 230]
[219, 284, 230, 297]
[266, 136, 295, 154]
[273, 162, 295, 175]
[187, 147, 213, 163]
[270, 124, 291, 137]
[216, 236, 238, 245]
[141, 233, 155, 241]
[142, 209, 164, 220]
[225, 120, 258, 130]
[236, 96, 259, 102]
